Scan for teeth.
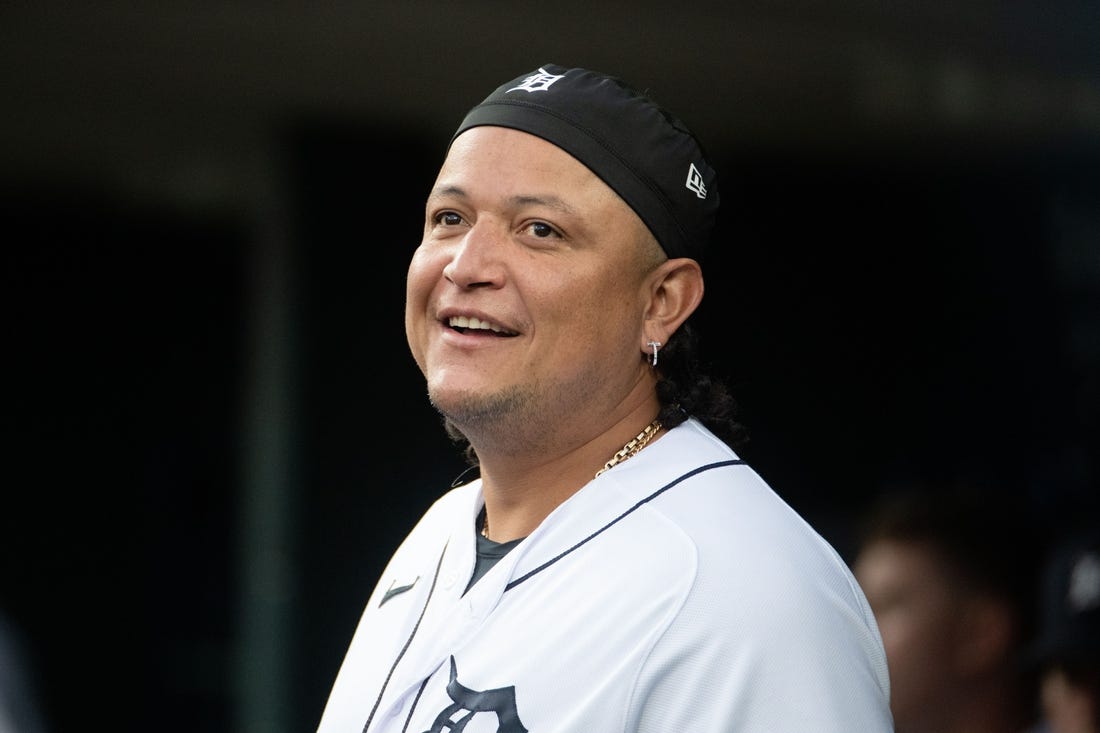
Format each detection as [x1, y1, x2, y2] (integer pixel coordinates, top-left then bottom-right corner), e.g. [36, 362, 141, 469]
[449, 315, 505, 333]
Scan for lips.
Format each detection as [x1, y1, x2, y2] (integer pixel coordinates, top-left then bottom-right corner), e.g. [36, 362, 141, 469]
[447, 315, 518, 336]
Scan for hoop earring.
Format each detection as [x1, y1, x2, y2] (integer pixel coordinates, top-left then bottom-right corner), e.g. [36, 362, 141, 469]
[646, 340, 662, 367]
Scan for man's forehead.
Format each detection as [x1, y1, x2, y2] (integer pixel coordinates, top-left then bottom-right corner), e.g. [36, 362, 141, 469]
[444, 126, 596, 175]
[435, 127, 623, 206]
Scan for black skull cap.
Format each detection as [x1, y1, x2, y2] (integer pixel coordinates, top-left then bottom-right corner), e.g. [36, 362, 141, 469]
[450, 63, 719, 263]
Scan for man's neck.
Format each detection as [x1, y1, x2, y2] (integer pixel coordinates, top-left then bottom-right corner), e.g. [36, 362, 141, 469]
[471, 404, 663, 542]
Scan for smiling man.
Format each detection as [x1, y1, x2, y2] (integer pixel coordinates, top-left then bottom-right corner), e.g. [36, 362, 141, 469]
[317, 63, 893, 732]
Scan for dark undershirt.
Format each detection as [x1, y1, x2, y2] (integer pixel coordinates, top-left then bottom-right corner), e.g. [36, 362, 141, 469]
[464, 506, 525, 594]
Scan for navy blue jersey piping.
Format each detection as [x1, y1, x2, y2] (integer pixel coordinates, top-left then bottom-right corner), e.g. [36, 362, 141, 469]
[504, 459, 745, 592]
[401, 678, 431, 733]
[362, 538, 449, 733]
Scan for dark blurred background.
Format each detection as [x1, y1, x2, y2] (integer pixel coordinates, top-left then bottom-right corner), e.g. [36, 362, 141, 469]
[2, 2, 1098, 731]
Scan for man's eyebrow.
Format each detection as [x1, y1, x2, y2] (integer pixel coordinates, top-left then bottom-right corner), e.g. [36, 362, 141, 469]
[427, 188, 580, 218]
[509, 194, 579, 217]
[427, 184, 468, 201]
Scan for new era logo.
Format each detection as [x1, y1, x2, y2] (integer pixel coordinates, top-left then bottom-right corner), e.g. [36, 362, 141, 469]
[507, 67, 565, 93]
[685, 163, 707, 199]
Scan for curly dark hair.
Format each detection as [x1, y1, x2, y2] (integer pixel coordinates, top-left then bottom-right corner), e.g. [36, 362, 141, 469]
[444, 316, 749, 467]
[653, 320, 748, 448]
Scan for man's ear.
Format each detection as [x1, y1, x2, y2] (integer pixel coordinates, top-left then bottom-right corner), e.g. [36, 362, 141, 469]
[642, 257, 704, 348]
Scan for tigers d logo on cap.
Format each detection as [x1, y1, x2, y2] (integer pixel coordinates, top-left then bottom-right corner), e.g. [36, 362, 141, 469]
[506, 67, 566, 93]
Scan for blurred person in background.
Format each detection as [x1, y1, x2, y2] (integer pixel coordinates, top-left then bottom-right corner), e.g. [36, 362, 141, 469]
[1031, 528, 1100, 733]
[852, 484, 1047, 733]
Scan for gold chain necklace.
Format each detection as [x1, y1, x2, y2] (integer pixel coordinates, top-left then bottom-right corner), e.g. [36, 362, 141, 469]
[595, 418, 663, 477]
[481, 418, 663, 538]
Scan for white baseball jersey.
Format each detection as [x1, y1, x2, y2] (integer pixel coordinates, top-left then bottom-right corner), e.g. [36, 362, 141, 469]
[318, 418, 893, 732]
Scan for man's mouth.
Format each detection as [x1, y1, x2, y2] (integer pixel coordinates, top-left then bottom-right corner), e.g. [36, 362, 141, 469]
[447, 316, 518, 336]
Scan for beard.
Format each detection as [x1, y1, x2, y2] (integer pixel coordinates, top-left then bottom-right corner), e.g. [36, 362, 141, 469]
[429, 383, 540, 451]
[426, 361, 612, 456]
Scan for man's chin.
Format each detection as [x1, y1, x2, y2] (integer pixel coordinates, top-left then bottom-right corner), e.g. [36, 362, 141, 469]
[428, 387, 528, 428]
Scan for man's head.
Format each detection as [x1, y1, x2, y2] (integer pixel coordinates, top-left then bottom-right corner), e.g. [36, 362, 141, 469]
[851, 487, 1041, 733]
[405, 64, 717, 451]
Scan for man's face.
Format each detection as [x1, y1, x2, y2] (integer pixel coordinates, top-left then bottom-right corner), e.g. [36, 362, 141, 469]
[405, 126, 658, 442]
[853, 538, 969, 732]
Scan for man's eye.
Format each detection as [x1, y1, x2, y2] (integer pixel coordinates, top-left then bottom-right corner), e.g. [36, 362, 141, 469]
[436, 211, 463, 226]
[529, 222, 558, 238]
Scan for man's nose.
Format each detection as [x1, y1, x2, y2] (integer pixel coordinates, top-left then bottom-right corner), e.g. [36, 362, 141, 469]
[442, 219, 507, 289]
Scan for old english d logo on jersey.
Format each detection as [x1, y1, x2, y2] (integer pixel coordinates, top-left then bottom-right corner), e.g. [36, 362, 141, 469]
[505, 67, 565, 94]
[423, 656, 528, 733]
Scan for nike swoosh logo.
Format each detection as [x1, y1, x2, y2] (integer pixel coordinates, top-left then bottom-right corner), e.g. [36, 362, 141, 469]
[379, 576, 420, 607]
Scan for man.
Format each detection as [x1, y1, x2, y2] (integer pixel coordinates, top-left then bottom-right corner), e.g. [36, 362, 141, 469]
[318, 63, 892, 732]
[852, 486, 1045, 733]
